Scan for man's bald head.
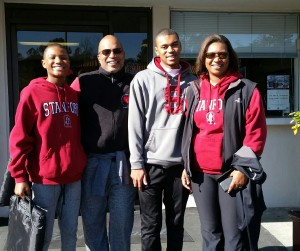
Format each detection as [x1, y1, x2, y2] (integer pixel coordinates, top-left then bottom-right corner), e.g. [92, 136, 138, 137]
[98, 35, 123, 52]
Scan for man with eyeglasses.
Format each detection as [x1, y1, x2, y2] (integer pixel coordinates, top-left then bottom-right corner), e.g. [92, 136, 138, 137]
[128, 28, 197, 251]
[71, 35, 136, 251]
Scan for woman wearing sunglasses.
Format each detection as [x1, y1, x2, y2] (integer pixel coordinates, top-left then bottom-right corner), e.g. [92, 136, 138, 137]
[181, 34, 267, 250]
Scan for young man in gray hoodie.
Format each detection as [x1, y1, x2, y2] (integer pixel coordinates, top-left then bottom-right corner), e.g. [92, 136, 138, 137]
[129, 28, 197, 251]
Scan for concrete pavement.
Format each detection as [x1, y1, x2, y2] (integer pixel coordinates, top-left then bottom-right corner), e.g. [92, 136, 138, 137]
[0, 206, 296, 250]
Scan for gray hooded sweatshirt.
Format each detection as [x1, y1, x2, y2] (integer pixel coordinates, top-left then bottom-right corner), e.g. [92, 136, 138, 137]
[128, 57, 197, 169]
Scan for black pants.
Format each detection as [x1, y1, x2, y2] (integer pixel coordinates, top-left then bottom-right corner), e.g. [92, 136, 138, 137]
[192, 172, 262, 251]
[138, 164, 190, 251]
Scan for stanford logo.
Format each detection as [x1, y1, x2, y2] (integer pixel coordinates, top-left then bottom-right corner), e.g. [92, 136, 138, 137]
[206, 111, 215, 125]
[121, 94, 129, 108]
[64, 115, 72, 128]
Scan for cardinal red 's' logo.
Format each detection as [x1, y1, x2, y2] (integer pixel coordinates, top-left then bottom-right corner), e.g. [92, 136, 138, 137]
[121, 94, 129, 108]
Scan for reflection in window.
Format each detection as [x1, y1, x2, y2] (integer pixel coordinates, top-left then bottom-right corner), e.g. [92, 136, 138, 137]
[17, 31, 103, 89]
[17, 31, 149, 89]
[115, 33, 148, 74]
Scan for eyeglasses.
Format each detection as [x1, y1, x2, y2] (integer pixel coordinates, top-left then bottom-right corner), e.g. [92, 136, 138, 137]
[99, 48, 123, 56]
[205, 52, 228, 59]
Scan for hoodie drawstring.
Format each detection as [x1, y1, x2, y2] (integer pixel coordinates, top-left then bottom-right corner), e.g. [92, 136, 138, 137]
[55, 84, 68, 112]
[164, 73, 182, 114]
[207, 83, 221, 113]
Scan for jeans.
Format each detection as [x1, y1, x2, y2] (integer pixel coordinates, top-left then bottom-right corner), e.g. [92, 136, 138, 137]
[81, 154, 136, 251]
[32, 181, 81, 251]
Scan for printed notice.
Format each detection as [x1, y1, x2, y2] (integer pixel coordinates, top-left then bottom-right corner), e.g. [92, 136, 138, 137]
[267, 89, 290, 111]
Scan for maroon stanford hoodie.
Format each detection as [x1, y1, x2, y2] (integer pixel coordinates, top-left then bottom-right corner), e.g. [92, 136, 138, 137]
[8, 77, 87, 184]
[192, 72, 266, 174]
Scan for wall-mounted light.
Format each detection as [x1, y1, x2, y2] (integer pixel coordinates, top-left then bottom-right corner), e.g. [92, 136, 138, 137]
[19, 42, 79, 46]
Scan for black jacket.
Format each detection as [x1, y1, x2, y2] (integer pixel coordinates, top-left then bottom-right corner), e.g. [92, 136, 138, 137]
[231, 146, 267, 231]
[77, 67, 133, 154]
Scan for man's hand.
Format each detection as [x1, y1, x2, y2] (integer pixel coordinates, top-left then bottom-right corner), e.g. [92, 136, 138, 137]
[181, 169, 192, 193]
[131, 169, 147, 191]
[14, 182, 31, 200]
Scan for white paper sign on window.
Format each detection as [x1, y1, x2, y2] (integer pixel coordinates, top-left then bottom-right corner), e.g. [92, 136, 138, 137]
[266, 75, 290, 111]
[267, 89, 290, 111]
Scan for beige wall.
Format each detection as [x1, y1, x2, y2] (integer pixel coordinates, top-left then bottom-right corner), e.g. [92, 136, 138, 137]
[0, 0, 9, 217]
[262, 125, 300, 206]
[0, 0, 9, 179]
[152, 5, 170, 49]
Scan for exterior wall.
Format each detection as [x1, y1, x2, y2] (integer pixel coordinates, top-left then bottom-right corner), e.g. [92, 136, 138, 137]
[0, 0, 10, 217]
[152, 5, 170, 49]
[0, 0, 9, 184]
[0, 1, 300, 215]
[262, 125, 300, 207]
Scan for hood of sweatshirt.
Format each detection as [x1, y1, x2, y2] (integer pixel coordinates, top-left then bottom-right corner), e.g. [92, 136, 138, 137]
[148, 57, 191, 77]
[29, 76, 68, 90]
[147, 57, 192, 114]
[200, 71, 243, 98]
[29, 77, 69, 104]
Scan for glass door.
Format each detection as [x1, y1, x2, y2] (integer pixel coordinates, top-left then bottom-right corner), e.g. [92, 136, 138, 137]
[6, 4, 151, 128]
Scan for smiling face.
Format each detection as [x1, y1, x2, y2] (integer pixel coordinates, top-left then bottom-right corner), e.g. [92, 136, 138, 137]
[42, 45, 70, 86]
[205, 42, 229, 82]
[97, 35, 125, 74]
[155, 34, 181, 69]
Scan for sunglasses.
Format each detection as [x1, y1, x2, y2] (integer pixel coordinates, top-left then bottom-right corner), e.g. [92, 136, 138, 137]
[99, 48, 123, 56]
[205, 52, 228, 59]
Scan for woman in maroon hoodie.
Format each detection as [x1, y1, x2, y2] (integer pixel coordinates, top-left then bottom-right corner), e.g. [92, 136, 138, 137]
[181, 34, 267, 250]
[8, 44, 86, 251]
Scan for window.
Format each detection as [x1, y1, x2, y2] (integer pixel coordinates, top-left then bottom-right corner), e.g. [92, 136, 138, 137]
[171, 11, 299, 117]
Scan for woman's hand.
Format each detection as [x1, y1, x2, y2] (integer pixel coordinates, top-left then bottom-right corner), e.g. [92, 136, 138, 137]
[227, 170, 248, 193]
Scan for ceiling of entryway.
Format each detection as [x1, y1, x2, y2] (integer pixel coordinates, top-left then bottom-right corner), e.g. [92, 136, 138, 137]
[12, 0, 300, 12]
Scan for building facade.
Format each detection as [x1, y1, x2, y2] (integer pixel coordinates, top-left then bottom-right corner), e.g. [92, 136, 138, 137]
[0, 0, 300, 214]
